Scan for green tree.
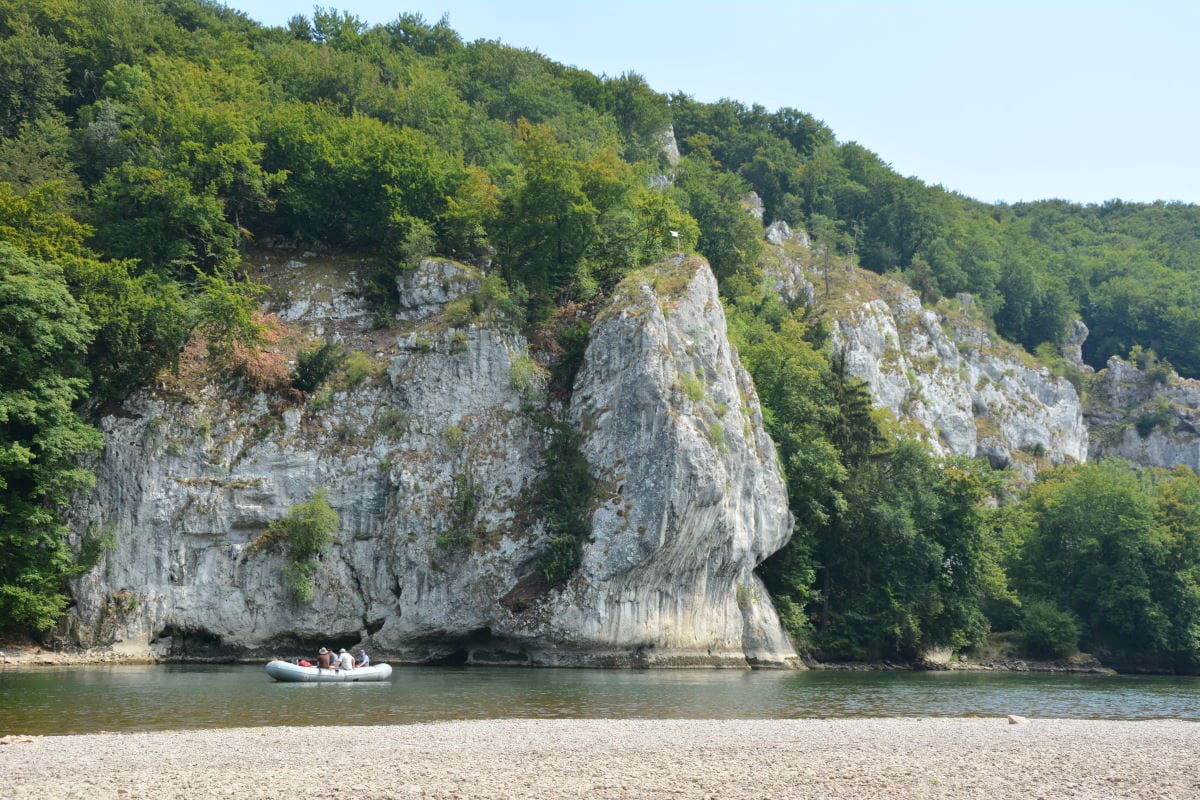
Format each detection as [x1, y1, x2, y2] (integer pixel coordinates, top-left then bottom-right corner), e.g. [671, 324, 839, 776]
[440, 165, 500, 263]
[809, 213, 848, 297]
[0, 115, 83, 202]
[534, 419, 596, 584]
[495, 120, 598, 309]
[1016, 600, 1080, 659]
[192, 271, 269, 365]
[728, 299, 839, 647]
[384, 12, 463, 56]
[260, 102, 460, 254]
[0, 24, 67, 137]
[1151, 467, 1200, 670]
[86, 56, 283, 272]
[0, 182, 189, 402]
[815, 443, 999, 659]
[592, 72, 670, 163]
[671, 152, 762, 282]
[0, 245, 102, 631]
[1013, 460, 1200, 670]
[91, 164, 238, 276]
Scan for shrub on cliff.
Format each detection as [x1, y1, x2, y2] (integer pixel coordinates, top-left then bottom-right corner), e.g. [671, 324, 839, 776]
[250, 491, 340, 604]
[534, 419, 596, 584]
[291, 341, 343, 393]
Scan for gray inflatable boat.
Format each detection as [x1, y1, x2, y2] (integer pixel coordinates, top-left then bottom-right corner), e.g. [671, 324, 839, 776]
[265, 660, 393, 682]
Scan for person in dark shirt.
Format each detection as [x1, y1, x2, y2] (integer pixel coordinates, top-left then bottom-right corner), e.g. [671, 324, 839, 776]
[316, 647, 333, 669]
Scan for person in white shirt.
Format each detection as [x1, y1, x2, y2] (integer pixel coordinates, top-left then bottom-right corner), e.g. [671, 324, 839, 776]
[338, 648, 354, 670]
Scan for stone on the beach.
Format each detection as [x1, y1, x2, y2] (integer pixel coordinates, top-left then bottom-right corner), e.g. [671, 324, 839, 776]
[1007, 715, 1030, 725]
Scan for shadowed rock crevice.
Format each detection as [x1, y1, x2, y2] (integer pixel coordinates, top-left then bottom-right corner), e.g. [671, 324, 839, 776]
[408, 627, 533, 666]
[150, 625, 232, 661]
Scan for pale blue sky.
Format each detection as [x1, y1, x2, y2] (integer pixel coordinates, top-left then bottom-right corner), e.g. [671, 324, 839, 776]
[224, 0, 1200, 205]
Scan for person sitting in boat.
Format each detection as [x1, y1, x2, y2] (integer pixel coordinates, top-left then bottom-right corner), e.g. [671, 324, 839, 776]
[316, 647, 333, 669]
[355, 649, 370, 668]
[338, 648, 354, 670]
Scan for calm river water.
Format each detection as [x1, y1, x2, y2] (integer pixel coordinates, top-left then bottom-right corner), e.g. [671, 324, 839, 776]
[1, 665, 1197, 735]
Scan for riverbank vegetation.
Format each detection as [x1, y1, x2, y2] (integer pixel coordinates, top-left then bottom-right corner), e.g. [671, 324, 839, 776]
[1, 1, 1199, 671]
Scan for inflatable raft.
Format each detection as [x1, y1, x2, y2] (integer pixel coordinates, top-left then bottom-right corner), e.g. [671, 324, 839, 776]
[265, 660, 393, 682]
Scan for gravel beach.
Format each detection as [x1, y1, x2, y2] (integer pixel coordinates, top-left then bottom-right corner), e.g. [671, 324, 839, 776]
[3, 718, 1198, 799]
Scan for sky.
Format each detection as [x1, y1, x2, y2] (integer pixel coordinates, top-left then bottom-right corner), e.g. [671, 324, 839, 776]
[224, 0, 1200, 205]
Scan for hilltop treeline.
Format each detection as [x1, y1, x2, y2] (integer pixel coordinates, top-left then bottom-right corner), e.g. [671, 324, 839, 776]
[1, 0, 1199, 671]
[670, 100, 1200, 376]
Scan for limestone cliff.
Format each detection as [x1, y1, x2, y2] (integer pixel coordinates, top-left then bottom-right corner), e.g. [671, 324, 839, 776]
[65, 255, 796, 667]
[761, 224, 1088, 474]
[547, 255, 795, 666]
[1087, 355, 1200, 471]
[760, 220, 1200, 483]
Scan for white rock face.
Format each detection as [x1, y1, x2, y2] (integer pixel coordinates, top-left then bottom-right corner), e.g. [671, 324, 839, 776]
[742, 192, 765, 221]
[393, 259, 480, 322]
[65, 256, 797, 667]
[67, 264, 545, 661]
[1062, 319, 1092, 371]
[648, 126, 682, 188]
[763, 239, 1088, 471]
[659, 125, 681, 168]
[1104, 426, 1200, 472]
[761, 231, 1200, 478]
[765, 221, 809, 249]
[546, 256, 797, 666]
[1088, 356, 1200, 471]
[760, 230, 816, 307]
[833, 289, 1087, 468]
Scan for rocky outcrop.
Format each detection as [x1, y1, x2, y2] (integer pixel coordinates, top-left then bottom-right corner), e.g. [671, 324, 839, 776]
[659, 125, 681, 168]
[65, 255, 797, 667]
[834, 288, 1087, 469]
[742, 192, 765, 222]
[761, 223, 815, 306]
[765, 220, 809, 250]
[763, 237, 1087, 472]
[1087, 356, 1200, 471]
[1062, 319, 1093, 371]
[649, 126, 681, 189]
[760, 227, 1200, 478]
[392, 259, 480, 322]
[545, 255, 796, 666]
[67, 257, 545, 663]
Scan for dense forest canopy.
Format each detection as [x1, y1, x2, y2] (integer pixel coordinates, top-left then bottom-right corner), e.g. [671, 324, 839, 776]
[2, 0, 1199, 670]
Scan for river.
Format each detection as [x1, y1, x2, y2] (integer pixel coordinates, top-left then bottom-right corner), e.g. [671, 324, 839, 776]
[1, 665, 1197, 735]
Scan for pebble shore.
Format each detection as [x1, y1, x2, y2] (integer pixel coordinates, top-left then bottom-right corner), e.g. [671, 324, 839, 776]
[4, 718, 1197, 799]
